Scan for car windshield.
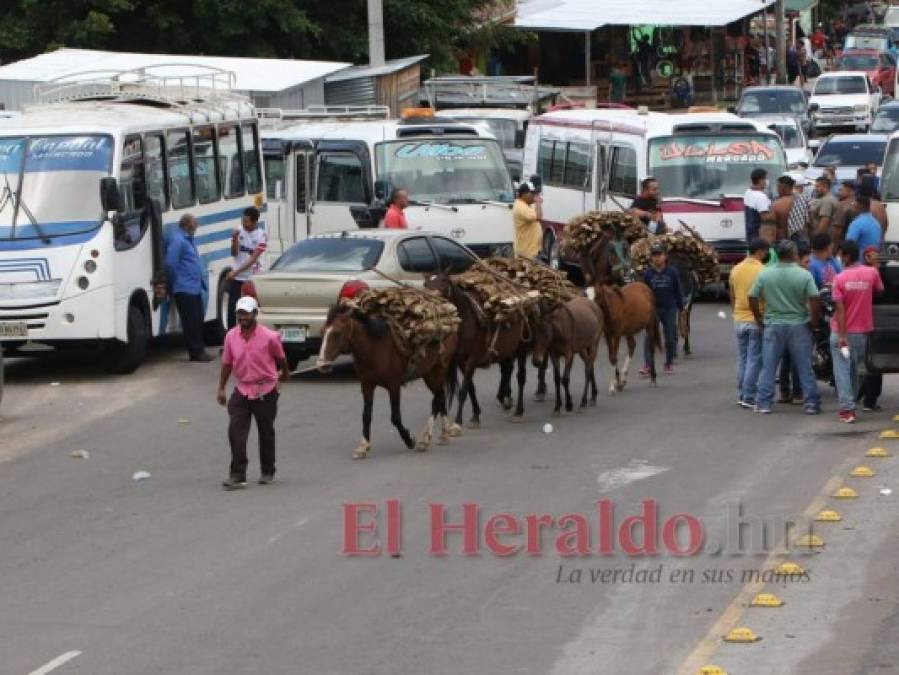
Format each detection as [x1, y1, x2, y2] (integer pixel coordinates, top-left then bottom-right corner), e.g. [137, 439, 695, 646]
[648, 135, 786, 201]
[872, 108, 899, 132]
[767, 123, 802, 148]
[813, 76, 868, 95]
[0, 134, 113, 241]
[375, 139, 513, 204]
[813, 140, 886, 167]
[449, 118, 518, 149]
[880, 137, 899, 199]
[738, 91, 806, 114]
[845, 35, 889, 51]
[273, 237, 384, 272]
[835, 54, 880, 70]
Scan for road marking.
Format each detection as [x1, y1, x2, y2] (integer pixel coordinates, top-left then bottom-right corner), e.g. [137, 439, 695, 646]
[267, 517, 309, 545]
[28, 651, 81, 675]
[675, 471, 848, 675]
[596, 459, 670, 492]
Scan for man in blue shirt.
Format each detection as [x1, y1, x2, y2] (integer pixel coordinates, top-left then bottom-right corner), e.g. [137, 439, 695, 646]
[638, 242, 683, 376]
[808, 232, 842, 289]
[845, 196, 883, 253]
[165, 213, 212, 362]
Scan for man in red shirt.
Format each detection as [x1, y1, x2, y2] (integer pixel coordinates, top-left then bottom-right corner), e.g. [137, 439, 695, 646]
[383, 188, 409, 229]
[830, 240, 884, 423]
[811, 24, 826, 55]
[217, 296, 290, 489]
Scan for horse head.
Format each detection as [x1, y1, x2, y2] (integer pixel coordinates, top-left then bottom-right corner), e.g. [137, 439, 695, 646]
[586, 231, 634, 287]
[318, 304, 356, 372]
[423, 272, 453, 300]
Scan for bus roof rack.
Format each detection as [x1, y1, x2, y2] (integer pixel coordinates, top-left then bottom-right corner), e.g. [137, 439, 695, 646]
[34, 64, 241, 107]
[257, 105, 391, 126]
[422, 75, 559, 111]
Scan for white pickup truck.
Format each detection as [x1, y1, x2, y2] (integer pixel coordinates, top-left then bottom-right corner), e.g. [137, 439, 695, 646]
[809, 71, 882, 132]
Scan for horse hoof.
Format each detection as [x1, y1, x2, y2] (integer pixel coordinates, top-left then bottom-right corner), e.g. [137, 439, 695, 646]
[447, 423, 463, 436]
[615, 383, 626, 392]
[436, 435, 450, 446]
[352, 445, 371, 460]
[500, 396, 514, 411]
[405, 437, 417, 450]
[466, 420, 480, 430]
[415, 439, 431, 452]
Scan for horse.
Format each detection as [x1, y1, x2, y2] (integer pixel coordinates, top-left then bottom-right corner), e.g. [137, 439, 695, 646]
[668, 250, 698, 357]
[317, 304, 458, 459]
[578, 229, 634, 287]
[531, 296, 604, 414]
[424, 273, 531, 427]
[594, 282, 661, 392]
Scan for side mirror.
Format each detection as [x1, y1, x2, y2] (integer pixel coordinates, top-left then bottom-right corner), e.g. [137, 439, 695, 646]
[100, 177, 121, 212]
[808, 102, 820, 112]
[514, 129, 526, 148]
[373, 179, 390, 201]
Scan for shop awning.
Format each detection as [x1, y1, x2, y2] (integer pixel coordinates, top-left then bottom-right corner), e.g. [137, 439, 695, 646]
[514, 0, 776, 31]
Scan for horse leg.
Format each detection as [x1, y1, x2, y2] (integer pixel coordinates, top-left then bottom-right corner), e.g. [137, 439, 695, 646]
[617, 336, 635, 391]
[354, 381, 375, 459]
[497, 359, 514, 410]
[468, 378, 482, 429]
[580, 349, 592, 408]
[551, 354, 562, 416]
[683, 304, 693, 356]
[454, 363, 474, 429]
[512, 351, 527, 420]
[424, 372, 452, 446]
[535, 361, 548, 402]
[607, 335, 619, 395]
[387, 384, 416, 450]
[562, 351, 574, 412]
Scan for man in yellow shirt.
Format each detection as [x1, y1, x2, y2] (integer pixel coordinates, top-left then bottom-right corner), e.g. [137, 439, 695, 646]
[513, 181, 543, 259]
[730, 238, 770, 408]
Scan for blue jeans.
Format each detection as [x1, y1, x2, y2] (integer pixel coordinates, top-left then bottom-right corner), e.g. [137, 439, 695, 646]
[735, 322, 763, 402]
[756, 324, 820, 411]
[645, 307, 678, 367]
[830, 332, 868, 412]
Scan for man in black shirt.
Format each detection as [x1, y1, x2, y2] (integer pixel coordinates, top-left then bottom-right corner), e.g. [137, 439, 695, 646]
[629, 177, 667, 234]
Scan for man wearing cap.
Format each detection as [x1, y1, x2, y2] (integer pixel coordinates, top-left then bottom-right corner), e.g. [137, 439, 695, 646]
[639, 242, 683, 376]
[748, 240, 821, 414]
[513, 181, 543, 259]
[217, 296, 290, 490]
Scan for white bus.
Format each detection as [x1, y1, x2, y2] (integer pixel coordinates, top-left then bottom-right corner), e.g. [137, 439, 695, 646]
[261, 110, 515, 259]
[522, 108, 787, 278]
[0, 66, 264, 372]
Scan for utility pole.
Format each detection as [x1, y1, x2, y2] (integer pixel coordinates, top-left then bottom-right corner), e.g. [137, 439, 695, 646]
[775, 0, 787, 84]
[368, 0, 386, 67]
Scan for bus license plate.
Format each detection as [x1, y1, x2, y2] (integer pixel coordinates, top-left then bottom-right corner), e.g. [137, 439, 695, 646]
[0, 321, 27, 338]
[280, 326, 307, 343]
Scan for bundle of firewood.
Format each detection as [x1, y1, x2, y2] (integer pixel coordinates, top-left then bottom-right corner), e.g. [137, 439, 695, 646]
[631, 230, 720, 285]
[482, 257, 579, 312]
[561, 211, 647, 255]
[345, 287, 460, 352]
[452, 266, 540, 324]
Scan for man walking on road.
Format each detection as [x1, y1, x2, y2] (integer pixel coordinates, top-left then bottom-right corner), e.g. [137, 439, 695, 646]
[217, 296, 290, 490]
[830, 240, 884, 423]
[730, 238, 770, 408]
[226, 207, 266, 329]
[749, 240, 821, 414]
[165, 213, 212, 362]
[639, 242, 682, 377]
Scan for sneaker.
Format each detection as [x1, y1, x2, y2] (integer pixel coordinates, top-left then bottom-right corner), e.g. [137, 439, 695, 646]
[222, 477, 247, 490]
[739, 399, 756, 409]
[838, 410, 856, 424]
[754, 406, 772, 414]
[258, 474, 275, 485]
[804, 406, 821, 415]
[638, 366, 652, 377]
[663, 364, 673, 375]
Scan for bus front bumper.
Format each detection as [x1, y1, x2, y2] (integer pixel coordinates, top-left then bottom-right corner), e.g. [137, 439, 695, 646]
[0, 284, 116, 344]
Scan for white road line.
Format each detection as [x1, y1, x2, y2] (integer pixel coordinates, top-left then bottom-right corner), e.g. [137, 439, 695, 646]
[267, 517, 310, 545]
[28, 651, 82, 675]
[596, 459, 670, 492]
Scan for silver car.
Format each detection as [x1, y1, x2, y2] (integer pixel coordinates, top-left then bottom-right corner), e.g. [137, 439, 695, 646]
[247, 230, 478, 368]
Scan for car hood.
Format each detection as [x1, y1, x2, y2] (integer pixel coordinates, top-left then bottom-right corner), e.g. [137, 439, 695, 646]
[810, 93, 872, 106]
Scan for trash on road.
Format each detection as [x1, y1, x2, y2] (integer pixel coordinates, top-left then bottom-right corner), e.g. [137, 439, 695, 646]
[543, 423, 553, 434]
[177, 419, 191, 424]
[717, 311, 727, 319]
[50, 381, 61, 387]
[69, 450, 90, 459]
[880, 488, 893, 496]
[132, 470, 152, 481]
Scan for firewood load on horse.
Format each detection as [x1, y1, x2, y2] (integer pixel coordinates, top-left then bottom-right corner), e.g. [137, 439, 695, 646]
[560, 211, 647, 286]
[317, 287, 460, 459]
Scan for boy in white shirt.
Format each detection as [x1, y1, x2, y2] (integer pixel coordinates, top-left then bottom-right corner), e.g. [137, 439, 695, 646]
[226, 206, 267, 328]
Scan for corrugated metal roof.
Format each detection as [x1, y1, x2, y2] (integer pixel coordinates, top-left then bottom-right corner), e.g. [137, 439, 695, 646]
[515, 0, 776, 31]
[325, 55, 428, 83]
[0, 48, 351, 93]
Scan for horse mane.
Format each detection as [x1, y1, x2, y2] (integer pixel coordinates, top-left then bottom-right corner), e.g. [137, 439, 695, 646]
[326, 302, 390, 340]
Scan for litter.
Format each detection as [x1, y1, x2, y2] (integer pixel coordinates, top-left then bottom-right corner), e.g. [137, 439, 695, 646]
[543, 423, 554, 434]
[717, 311, 727, 319]
[50, 382, 61, 387]
[69, 450, 89, 459]
[132, 470, 152, 481]
[177, 419, 191, 424]
[880, 488, 893, 496]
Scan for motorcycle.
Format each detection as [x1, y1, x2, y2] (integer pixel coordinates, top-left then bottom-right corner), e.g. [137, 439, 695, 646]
[811, 286, 835, 383]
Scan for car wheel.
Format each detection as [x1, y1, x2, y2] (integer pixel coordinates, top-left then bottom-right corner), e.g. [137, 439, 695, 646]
[106, 302, 149, 374]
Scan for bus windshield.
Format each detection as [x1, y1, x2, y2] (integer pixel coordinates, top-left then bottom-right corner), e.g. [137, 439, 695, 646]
[0, 134, 113, 240]
[648, 135, 785, 201]
[878, 138, 899, 200]
[375, 139, 513, 204]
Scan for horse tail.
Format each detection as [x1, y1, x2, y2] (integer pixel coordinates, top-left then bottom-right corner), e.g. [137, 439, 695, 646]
[444, 350, 459, 406]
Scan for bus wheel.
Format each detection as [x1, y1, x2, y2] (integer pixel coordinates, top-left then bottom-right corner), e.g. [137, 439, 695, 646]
[106, 303, 148, 374]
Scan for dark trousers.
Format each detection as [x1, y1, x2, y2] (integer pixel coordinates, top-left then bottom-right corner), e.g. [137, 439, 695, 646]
[226, 279, 245, 329]
[779, 351, 802, 398]
[227, 388, 279, 479]
[858, 373, 883, 408]
[645, 307, 678, 367]
[174, 292, 205, 359]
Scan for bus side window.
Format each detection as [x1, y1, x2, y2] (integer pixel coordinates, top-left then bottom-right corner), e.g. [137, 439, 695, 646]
[115, 134, 147, 250]
[242, 123, 262, 194]
[145, 133, 168, 211]
[609, 146, 637, 197]
[219, 124, 244, 198]
[167, 129, 195, 209]
[193, 125, 220, 204]
[296, 154, 307, 213]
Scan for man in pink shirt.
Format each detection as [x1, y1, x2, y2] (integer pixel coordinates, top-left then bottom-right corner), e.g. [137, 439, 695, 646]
[217, 296, 290, 489]
[383, 188, 409, 229]
[830, 240, 884, 423]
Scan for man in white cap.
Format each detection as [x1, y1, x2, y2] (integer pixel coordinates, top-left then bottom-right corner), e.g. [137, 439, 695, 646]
[512, 180, 543, 259]
[217, 296, 290, 490]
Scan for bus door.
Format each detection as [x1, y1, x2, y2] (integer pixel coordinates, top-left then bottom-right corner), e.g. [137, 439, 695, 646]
[309, 141, 375, 234]
[294, 146, 313, 242]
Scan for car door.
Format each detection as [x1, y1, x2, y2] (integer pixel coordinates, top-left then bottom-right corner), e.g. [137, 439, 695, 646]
[431, 235, 478, 274]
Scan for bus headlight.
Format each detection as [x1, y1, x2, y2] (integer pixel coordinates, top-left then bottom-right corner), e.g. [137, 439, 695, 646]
[77, 276, 90, 290]
[84, 260, 97, 273]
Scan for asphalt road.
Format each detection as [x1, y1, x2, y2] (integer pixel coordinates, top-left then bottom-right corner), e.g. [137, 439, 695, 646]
[1, 303, 897, 675]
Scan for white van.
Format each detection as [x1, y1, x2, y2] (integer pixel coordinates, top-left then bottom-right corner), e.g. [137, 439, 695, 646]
[261, 111, 515, 259]
[522, 108, 787, 277]
[435, 109, 531, 180]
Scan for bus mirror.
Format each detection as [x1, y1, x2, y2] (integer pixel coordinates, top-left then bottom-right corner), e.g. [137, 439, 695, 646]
[100, 177, 121, 212]
[514, 129, 526, 148]
[374, 179, 390, 200]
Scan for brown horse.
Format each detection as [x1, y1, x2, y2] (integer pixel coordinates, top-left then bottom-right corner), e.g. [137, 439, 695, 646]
[579, 230, 634, 287]
[594, 282, 661, 392]
[531, 296, 604, 414]
[317, 304, 458, 459]
[425, 273, 531, 427]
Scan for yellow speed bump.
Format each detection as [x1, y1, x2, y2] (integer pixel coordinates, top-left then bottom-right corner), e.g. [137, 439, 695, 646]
[794, 534, 825, 548]
[815, 509, 842, 522]
[850, 466, 876, 478]
[833, 487, 859, 499]
[775, 561, 805, 575]
[723, 626, 761, 643]
[893, 414, 899, 422]
[751, 592, 785, 607]
[866, 447, 892, 458]
[698, 666, 728, 675]
[879, 429, 899, 439]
